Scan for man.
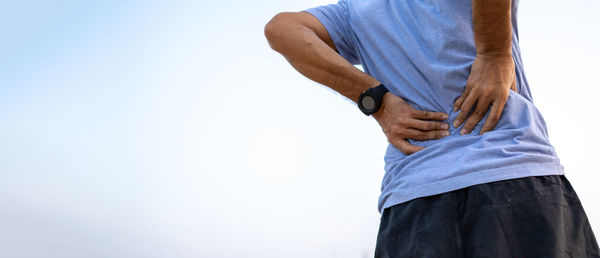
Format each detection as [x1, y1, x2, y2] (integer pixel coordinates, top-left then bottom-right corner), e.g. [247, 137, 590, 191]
[264, 0, 599, 256]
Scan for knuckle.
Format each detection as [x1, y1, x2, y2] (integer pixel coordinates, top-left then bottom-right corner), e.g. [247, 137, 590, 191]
[481, 88, 493, 96]
[479, 94, 490, 102]
[397, 116, 408, 125]
[389, 124, 399, 134]
[463, 121, 474, 129]
[414, 111, 424, 118]
[392, 125, 404, 135]
[420, 122, 431, 130]
[469, 117, 480, 125]
[408, 109, 419, 117]
[429, 131, 439, 139]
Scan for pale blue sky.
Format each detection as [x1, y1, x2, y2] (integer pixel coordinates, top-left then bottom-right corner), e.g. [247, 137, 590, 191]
[0, 0, 598, 257]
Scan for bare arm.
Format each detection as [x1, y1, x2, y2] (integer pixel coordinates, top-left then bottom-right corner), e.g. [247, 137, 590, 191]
[453, 0, 517, 135]
[264, 11, 378, 102]
[264, 11, 450, 155]
[472, 0, 512, 55]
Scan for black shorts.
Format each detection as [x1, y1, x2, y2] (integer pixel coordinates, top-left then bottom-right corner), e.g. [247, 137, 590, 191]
[375, 175, 600, 257]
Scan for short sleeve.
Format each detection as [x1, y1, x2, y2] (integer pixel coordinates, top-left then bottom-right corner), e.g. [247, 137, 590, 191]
[302, 0, 361, 65]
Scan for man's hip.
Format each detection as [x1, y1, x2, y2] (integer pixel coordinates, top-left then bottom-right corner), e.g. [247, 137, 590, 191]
[374, 174, 600, 257]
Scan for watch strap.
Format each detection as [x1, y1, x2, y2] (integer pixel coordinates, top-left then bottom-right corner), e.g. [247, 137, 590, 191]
[372, 83, 389, 97]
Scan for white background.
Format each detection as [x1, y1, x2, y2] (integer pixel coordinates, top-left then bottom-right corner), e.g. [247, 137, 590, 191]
[0, 0, 598, 257]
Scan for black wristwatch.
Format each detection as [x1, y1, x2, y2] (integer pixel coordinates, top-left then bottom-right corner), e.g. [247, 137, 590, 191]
[358, 84, 389, 116]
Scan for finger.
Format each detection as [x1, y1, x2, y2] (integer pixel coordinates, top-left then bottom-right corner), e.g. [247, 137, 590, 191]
[390, 138, 426, 155]
[453, 87, 471, 112]
[453, 92, 478, 128]
[460, 97, 492, 135]
[403, 128, 450, 141]
[411, 109, 449, 121]
[406, 118, 449, 131]
[479, 99, 506, 135]
[410, 120, 450, 131]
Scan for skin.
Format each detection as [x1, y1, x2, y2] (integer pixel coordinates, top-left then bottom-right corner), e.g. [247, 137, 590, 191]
[264, 0, 515, 155]
[454, 0, 517, 136]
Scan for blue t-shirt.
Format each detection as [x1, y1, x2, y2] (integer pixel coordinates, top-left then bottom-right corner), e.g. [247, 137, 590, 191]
[303, 0, 565, 214]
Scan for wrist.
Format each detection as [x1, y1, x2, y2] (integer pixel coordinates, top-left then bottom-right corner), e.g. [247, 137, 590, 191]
[475, 50, 512, 59]
[358, 84, 389, 116]
[372, 92, 390, 119]
[473, 52, 515, 68]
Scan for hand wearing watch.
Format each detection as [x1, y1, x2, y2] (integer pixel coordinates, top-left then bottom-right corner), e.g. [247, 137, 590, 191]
[358, 84, 389, 116]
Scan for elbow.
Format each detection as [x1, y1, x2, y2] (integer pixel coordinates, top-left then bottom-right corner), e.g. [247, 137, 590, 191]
[264, 12, 296, 52]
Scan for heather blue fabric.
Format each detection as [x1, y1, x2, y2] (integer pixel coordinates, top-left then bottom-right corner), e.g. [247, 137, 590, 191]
[302, 0, 565, 214]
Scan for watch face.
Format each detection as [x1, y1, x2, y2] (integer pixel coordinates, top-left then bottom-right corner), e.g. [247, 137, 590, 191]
[361, 96, 376, 111]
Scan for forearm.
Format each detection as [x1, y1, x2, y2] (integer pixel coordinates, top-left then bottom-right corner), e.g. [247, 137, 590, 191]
[471, 0, 512, 56]
[265, 12, 380, 103]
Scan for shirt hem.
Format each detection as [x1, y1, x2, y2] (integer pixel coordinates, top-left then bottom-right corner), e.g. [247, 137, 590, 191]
[378, 163, 565, 214]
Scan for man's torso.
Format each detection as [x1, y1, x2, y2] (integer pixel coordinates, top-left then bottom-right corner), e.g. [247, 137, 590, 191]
[303, 0, 565, 213]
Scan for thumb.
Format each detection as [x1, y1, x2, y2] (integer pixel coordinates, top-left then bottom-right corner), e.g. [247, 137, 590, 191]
[390, 138, 426, 155]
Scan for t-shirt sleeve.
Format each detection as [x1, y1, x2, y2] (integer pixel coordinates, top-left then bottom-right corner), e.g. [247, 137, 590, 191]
[302, 0, 361, 65]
